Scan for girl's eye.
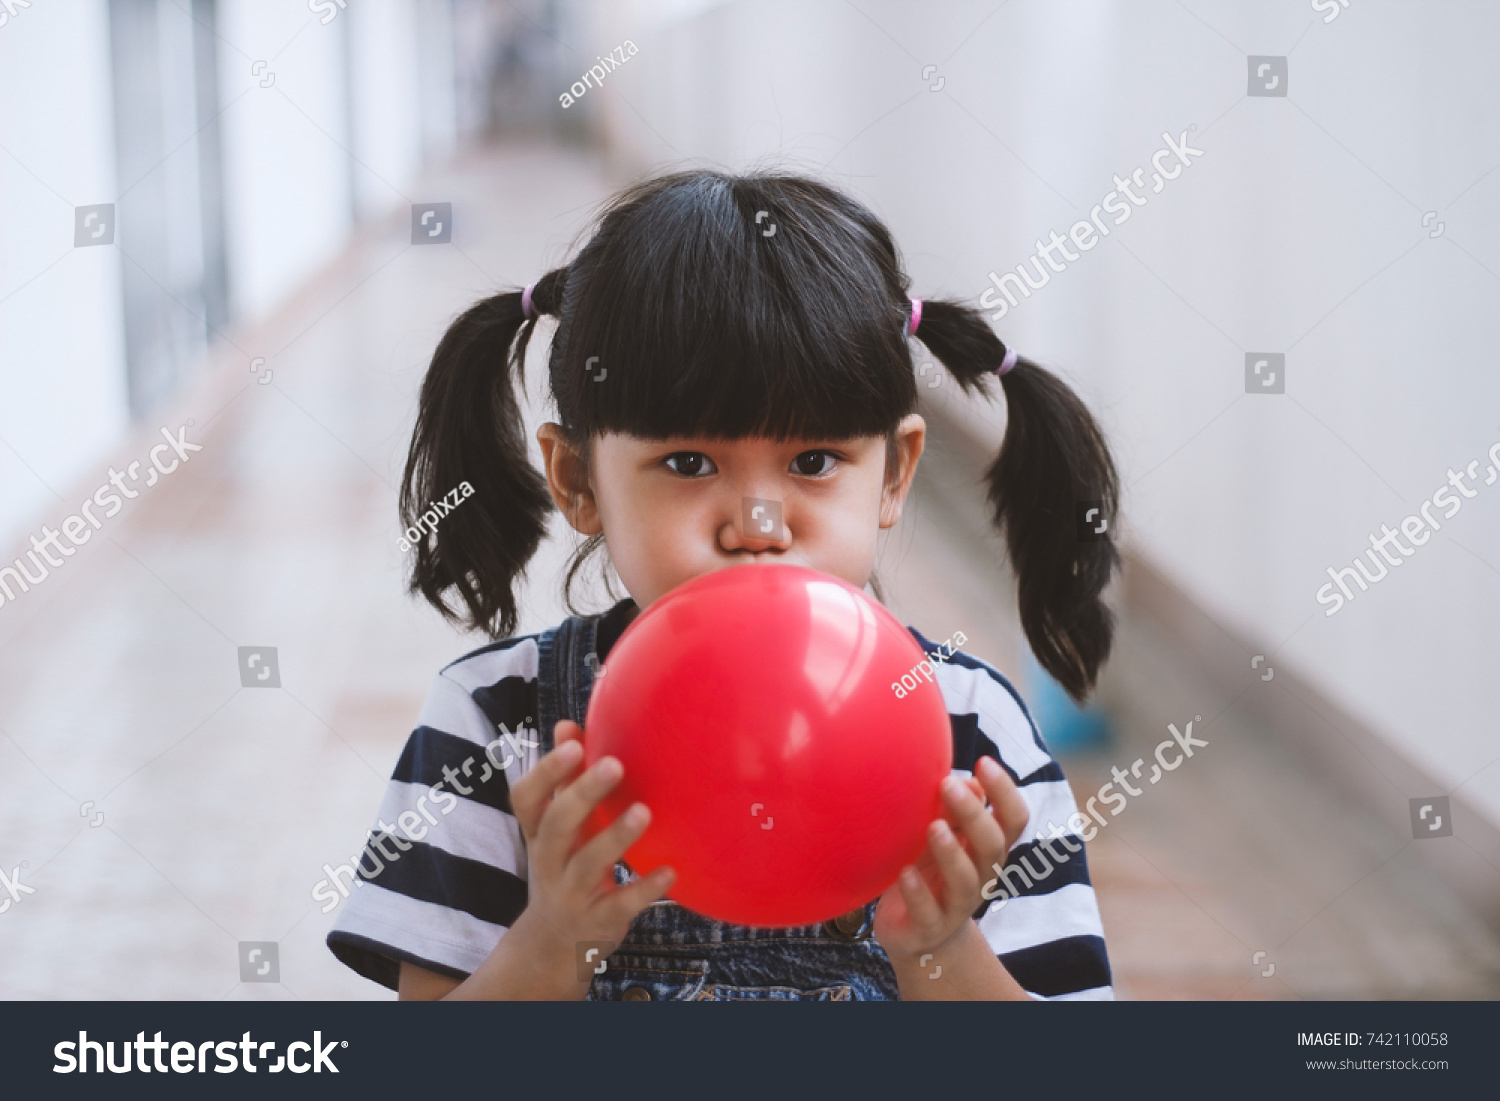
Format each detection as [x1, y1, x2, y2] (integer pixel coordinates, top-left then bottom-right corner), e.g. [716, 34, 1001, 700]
[664, 452, 716, 477]
[791, 450, 838, 477]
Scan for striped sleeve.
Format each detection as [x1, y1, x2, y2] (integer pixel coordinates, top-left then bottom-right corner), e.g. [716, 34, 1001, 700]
[326, 637, 544, 991]
[921, 635, 1114, 1001]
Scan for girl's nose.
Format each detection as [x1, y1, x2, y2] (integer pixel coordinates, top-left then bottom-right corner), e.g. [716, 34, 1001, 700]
[720, 495, 790, 554]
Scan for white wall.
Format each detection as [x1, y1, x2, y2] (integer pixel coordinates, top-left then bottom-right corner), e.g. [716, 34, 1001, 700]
[0, 0, 129, 549]
[347, 0, 424, 219]
[0, 0, 456, 554]
[216, 0, 357, 322]
[217, 0, 448, 317]
[589, 0, 1500, 827]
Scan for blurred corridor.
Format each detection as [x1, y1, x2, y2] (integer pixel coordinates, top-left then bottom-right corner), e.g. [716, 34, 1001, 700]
[2, 0, 1499, 1000]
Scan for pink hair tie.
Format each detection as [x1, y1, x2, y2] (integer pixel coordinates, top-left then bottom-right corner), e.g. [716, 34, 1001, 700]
[996, 347, 1019, 376]
[907, 297, 923, 337]
[521, 282, 538, 321]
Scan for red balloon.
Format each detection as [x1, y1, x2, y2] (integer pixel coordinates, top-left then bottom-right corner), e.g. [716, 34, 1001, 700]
[582, 563, 952, 927]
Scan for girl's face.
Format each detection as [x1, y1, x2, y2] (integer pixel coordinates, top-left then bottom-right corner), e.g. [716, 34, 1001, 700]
[536, 415, 926, 611]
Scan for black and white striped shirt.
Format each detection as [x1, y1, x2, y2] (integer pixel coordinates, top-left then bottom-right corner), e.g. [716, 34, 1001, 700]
[326, 599, 1113, 999]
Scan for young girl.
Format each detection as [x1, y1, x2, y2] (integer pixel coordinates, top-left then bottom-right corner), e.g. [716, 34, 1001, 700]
[327, 169, 1121, 1001]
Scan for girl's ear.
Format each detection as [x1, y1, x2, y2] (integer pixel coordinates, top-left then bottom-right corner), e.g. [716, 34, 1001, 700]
[878, 414, 926, 528]
[537, 423, 602, 534]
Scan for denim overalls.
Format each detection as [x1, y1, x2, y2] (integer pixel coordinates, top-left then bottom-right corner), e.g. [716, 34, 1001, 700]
[533, 607, 903, 1001]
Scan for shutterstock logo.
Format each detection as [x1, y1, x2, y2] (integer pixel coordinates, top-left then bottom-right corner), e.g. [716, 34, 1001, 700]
[0, 423, 204, 615]
[0, 860, 35, 914]
[976, 129, 1205, 319]
[1247, 56, 1288, 97]
[0, 0, 33, 31]
[1316, 434, 1500, 616]
[311, 719, 540, 912]
[1076, 501, 1108, 541]
[1245, 353, 1285, 394]
[411, 203, 451, 244]
[54, 1031, 345, 1074]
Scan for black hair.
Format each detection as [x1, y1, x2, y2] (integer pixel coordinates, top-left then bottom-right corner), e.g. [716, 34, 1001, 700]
[400, 169, 1120, 701]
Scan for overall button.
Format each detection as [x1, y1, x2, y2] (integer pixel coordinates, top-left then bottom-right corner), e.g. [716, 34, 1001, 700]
[621, 985, 653, 1001]
[824, 907, 870, 939]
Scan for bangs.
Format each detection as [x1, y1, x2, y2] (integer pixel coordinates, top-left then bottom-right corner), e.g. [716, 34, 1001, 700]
[548, 171, 919, 444]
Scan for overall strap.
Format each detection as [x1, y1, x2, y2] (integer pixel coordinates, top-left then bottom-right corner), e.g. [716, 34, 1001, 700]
[534, 611, 602, 752]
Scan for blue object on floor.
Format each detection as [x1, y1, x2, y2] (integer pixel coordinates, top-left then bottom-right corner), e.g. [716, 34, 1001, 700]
[1019, 645, 1112, 753]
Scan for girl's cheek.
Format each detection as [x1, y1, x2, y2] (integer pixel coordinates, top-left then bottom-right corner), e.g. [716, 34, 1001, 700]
[620, 530, 702, 604]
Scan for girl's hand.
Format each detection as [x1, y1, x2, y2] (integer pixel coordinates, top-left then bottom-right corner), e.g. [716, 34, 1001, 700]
[505, 719, 675, 996]
[872, 756, 1030, 966]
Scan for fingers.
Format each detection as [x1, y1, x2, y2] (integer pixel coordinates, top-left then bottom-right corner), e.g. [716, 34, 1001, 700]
[883, 815, 993, 956]
[941, 774, 1008, 866]
[897, 863, 943, 933]
[893, 817, 986, 949]
[510, 735, 584, 841]
[603, 865, 677, 925]
[947, 775, 985, 856]
[553, 718, 583, 749]
[927, 817, 981, 907]
[531, 753, 625, 875]
[975, 756, 1030, 848]
[566, 799, 653, 896]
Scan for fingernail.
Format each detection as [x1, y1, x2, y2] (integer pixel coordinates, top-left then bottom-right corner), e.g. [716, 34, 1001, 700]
[596, 756, 622, 781]
[624, 803, 648, 826]
[930, 819, 953, 843]
[941, 775, 964, 797]
[901, 866, 920, 888]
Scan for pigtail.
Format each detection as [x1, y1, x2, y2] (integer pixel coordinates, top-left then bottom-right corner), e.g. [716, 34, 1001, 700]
[399, 268, 568, 637]
[916, 298, 1120, 702]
